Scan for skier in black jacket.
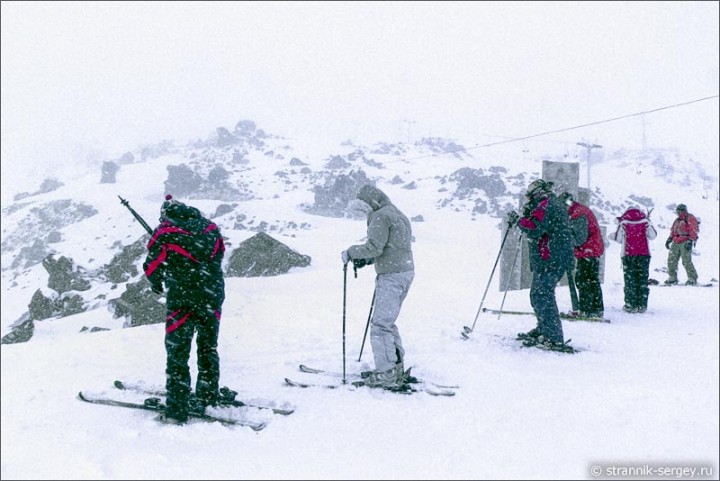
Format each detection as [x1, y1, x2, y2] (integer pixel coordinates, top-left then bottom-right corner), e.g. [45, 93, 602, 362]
[507, 180, 574, 351]
[143, 195, 226, 424]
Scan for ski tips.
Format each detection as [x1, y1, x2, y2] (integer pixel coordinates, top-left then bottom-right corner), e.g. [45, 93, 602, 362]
[249, 422, 268, 432]
[298, 364, 323, 374]
[461, 326, 472, 339]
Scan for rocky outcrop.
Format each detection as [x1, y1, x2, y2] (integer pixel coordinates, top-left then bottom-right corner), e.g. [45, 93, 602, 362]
[103, 239, 147, 284]
[1, 316, 34, 345]
[225, 232, 311, 277]
[43, 255, 91, 295]
[109, 277, 165, 327]
[27, 288, 86, 321]
[101, 161, 120, 183]
[304, 170, 374, 218]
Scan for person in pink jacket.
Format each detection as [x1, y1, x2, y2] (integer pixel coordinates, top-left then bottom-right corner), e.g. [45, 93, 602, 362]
[609, 207, 657, 313]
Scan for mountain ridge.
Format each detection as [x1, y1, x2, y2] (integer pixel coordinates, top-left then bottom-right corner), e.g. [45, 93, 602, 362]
[2, 119, 717, 340]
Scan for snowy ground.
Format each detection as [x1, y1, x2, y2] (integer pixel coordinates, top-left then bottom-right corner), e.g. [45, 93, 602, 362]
[2, 200, 718, 480]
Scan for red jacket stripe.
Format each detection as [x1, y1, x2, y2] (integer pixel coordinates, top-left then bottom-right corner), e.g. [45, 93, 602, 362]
[147, 226, 193, 248]
[166, 311, 191, 334]
[165, 243, 199, 263]
[144, 245, 168, 277]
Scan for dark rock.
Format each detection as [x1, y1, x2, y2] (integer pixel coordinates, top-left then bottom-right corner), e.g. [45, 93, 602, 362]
[28, 289, 55, 321]
[109, 277, 165, 327]
[101, 161, 120, 183]
[104, 238, 147, 284]
[226, 232, 311, 277]
[42, 255, 91, 294]
[1, 317, 34, 344]
[305, 170, 374, 218]
[217, 127, 237, 147]
[165, 164, 204, 198]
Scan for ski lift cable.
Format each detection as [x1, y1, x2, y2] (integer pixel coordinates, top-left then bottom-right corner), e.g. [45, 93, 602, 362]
[383, 94, 719, 165]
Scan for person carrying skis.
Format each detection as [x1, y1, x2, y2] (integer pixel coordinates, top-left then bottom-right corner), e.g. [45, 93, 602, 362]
[560, 192, 605, 318]
[507, 179, 574, 351]
[664, 203, 699, 285]
[143, 195, 226, 424]
[609, 207, 657, 313]
[341, 185, 415, 389]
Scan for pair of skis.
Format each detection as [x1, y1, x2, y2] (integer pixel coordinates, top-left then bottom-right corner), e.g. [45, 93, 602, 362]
[112, 380, 294, 415]
[77, 392, 268, 430]
[461, 307, 609, 340]
[285, 365, 458, 397]
[479, 307, 611, 323]
[516, 337, 579, 354]
[78, 380, 295, 430]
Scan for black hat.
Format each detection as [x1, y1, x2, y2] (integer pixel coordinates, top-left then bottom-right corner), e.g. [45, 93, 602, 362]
[526, 179, 553, 197]
[676, 204, 687, 212]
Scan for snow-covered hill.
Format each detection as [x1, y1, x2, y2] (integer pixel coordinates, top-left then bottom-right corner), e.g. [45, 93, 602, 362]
[1, 121, 718, 480]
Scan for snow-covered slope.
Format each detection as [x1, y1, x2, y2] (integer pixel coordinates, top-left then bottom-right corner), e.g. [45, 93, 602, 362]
[1, 123, 718, 480]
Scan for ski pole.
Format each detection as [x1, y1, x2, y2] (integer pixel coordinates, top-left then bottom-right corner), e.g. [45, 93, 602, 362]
[357, 287, 376, 362]
[497, 233, 524, 320]
[118, 195, 153, 235]
[342, 262, 348, 384]
[462, 222, 514, 337]
[567, 260, 579, 312]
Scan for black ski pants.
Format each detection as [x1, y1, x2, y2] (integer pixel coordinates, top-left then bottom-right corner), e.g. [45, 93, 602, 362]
[575, 257, 604, 315]
[164, 305, 221, 421]
[622, 255, 650, 311]
[529, 267, 565, 344]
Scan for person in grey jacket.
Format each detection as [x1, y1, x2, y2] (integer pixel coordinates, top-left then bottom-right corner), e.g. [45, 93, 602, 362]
[342, 185, 414, 389]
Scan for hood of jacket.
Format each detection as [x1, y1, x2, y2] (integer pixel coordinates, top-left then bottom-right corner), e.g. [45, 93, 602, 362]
[357, 185, 391, 211]
[164, 202, 202, 222]
[618, 208, 647, 223]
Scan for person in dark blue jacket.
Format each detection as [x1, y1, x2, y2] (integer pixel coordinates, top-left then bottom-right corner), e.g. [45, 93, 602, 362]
[143, 195, 226, 424]
[507, 180, 574, 350]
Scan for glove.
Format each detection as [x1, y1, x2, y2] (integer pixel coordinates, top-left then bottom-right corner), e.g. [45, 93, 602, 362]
[151, 283, 164, 295]
[506, 211, 520, 227]
[353, 258, 370, 270]
[684, 240, 693, 252]
[341, 250, 350, 264]
[665, 238, 672, 250]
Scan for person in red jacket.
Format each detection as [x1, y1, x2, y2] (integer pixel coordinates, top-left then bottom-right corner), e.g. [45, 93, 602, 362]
[609, 207, 657, 313]
[560, 193, 605, 318]
[664, 204, 699, 285]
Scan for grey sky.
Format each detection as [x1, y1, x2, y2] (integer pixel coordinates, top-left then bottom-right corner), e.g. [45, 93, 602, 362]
[1, 1, 718, 201]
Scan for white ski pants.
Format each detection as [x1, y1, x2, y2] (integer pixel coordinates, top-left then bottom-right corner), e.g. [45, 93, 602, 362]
[370, 270, 415, 372]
